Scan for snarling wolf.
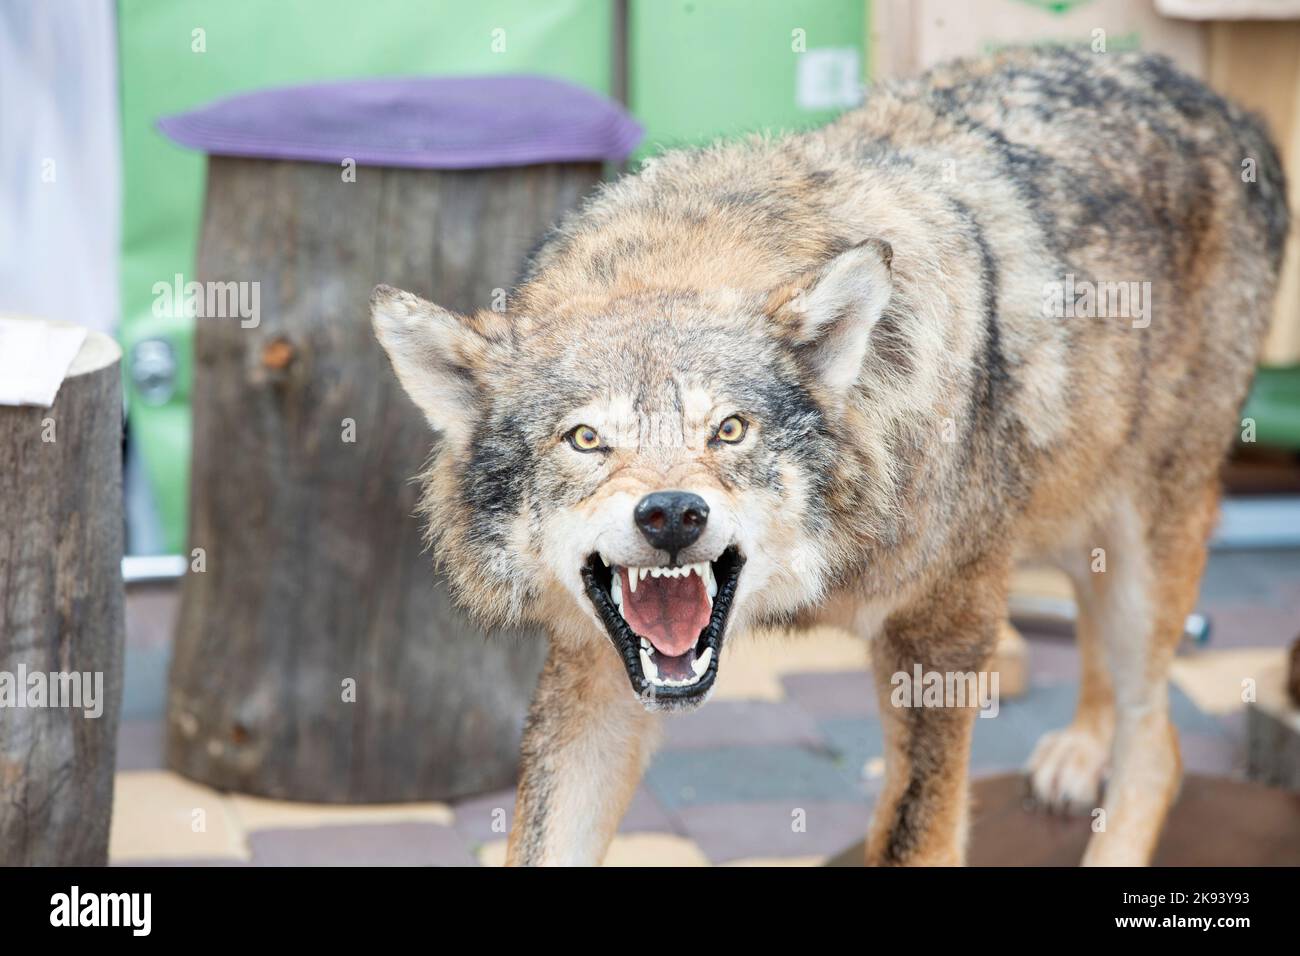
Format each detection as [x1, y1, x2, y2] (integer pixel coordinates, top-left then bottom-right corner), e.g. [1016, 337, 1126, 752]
[373, 48, 1289, 866]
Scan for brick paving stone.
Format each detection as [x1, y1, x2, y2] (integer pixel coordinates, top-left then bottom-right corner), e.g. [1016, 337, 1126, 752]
[660, 698, 826, 750]
[1025, 637, 1080, 685]
[249, 822, 476, 866]
[646, 745, 861, 808]
[780, 670, 877, 718]
[476, 833, 709, 867]
[230, 793, 453, 832]
[676, 799, 872, 863]
[620, 786, 682, 834]
[116, 718, 165, 771]
[1199, 550, 1300, 608]
[1192, 604, 1300, 650]
[965, 680, 1226, 777]
[113, 858, 251, 867]
[110, 771, 246, 863]
[451, 785, 680, 847]
[1178, 731, 1245, 778]
[817, 717, 884, 774]
[449, 788, 515, 847]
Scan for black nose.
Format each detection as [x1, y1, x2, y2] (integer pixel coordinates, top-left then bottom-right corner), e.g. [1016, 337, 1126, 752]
[634, 491, 709, 555]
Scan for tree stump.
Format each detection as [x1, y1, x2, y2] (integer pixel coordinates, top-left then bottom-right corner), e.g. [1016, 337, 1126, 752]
[166, 157, 602, 803]
[0, 322, 125, 865]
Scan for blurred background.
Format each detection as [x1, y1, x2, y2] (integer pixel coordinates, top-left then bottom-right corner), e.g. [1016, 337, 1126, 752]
[2, 0, 1297, 865]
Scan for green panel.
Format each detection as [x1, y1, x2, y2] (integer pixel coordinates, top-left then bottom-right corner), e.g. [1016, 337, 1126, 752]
[118, 0, 614, 552]
[629, 0, 867, 159]
[1242, 366, 1300, 450]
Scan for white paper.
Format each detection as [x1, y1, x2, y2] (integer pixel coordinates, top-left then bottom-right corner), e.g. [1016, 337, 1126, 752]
[0, 318, 88, 407]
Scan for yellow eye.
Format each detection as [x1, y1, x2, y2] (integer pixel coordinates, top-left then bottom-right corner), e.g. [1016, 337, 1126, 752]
[714, 415, 747, 444]
[567, 424, 602, 452]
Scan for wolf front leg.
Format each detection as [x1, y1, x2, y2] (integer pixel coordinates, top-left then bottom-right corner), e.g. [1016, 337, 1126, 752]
[864, 564, 1006, 866]
[506, 635, 660, 866]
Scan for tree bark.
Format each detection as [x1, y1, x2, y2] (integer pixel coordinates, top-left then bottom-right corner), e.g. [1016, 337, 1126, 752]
[0, 323, 125, 864]
[167, 157, 600, 802]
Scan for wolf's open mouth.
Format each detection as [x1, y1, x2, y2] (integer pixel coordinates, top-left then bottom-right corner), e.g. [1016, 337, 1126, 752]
[581, 547, 745, 703]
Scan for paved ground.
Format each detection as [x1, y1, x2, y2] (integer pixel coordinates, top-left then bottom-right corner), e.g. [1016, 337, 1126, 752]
[113, 549, 1300, 865]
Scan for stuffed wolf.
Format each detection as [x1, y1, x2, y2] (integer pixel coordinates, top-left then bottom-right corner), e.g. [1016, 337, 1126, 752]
[374, 47, 1288, 865]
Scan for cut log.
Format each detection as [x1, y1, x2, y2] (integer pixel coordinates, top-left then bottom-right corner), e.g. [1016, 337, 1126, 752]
[0, 322, 125, 865]
[166, 158, 602, 803]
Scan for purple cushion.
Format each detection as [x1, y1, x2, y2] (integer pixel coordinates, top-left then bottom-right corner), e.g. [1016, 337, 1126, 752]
[157, 74, 642, 169]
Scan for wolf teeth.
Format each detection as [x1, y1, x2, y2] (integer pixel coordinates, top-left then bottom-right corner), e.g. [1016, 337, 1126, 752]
[636, 643, 713, 688]
[624, 563, 711, 582]
[640, 647, 656, 682]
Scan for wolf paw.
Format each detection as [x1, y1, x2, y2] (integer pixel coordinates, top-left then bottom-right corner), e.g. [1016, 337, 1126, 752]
[1026, 726, 1109, 813]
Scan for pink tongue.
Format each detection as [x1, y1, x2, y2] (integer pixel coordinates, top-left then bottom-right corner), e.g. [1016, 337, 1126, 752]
[619, 567, 712, 657]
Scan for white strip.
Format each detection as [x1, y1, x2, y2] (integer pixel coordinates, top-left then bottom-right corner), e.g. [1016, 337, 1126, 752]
[122, 554, 186, 583]
[1211, 496, 1300, 549]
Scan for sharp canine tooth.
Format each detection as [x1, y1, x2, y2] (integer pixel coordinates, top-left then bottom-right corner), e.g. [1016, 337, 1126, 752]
[628, 569, 637, 594]
[692, 646, 713, 677]
[611, 573, 622, 607]
[640, 648, 657, 681]
[706, 563, 717, 600]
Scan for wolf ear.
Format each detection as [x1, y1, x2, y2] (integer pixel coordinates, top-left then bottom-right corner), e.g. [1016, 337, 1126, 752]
[371, 284, 507, 446]
[767, 239, 893, 395]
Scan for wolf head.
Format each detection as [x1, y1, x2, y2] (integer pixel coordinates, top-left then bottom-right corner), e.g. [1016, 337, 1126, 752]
[372, 239, 892, 710]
